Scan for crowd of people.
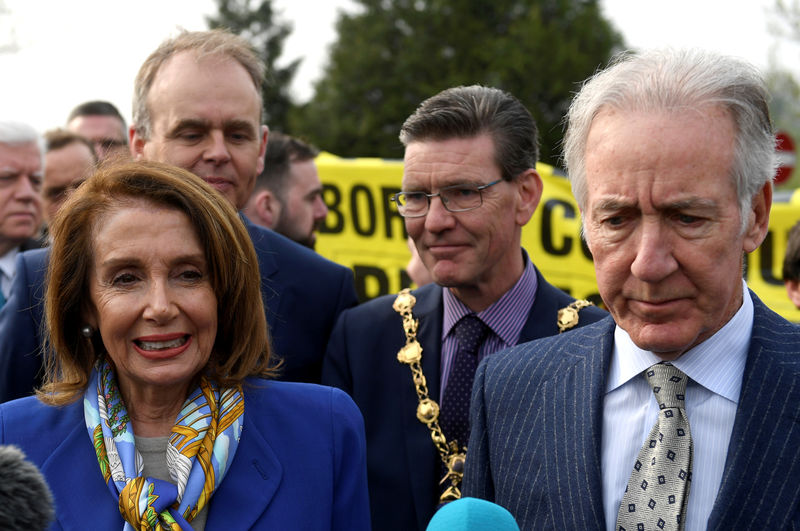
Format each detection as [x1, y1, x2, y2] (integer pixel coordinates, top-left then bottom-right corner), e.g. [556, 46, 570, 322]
[0, 27, 797, 531]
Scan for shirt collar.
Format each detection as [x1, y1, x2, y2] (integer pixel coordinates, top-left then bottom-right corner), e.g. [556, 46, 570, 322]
[0, 246, 20, 282]
[606, 279, 752, 404]
[442, 251, 538, 345]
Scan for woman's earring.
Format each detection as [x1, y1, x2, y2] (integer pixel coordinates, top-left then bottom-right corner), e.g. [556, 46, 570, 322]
[81, 325, 94, 338]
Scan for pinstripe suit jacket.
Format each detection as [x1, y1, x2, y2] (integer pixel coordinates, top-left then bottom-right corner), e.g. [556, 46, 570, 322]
[463, 291, 800, 530]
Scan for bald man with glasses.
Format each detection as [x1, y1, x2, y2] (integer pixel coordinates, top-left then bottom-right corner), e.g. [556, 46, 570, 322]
[322, 85, 606, 531]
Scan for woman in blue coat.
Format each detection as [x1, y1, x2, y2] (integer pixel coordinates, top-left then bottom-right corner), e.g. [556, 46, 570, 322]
[0, 160, 370, 530]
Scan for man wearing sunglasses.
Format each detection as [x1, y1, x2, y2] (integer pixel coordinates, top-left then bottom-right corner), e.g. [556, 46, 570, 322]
[322, 85, 606, 531]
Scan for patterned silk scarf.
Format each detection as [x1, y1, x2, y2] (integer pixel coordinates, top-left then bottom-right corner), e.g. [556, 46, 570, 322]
[83, 361, 245, 530]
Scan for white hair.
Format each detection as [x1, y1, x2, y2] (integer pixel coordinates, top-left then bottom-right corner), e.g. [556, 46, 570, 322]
[0, 121, 46, 168]
[563, 48, 775, 234]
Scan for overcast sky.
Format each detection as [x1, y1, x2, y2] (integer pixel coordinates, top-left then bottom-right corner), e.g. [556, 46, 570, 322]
[0, 0, 796, 134]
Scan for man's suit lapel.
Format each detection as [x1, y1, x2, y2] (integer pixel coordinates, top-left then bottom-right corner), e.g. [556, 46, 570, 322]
[208, 411, 283, 528]
[242, 215, 278, 279]
[26, 248, 48, 345]
[242, 216, 286, 335]
[707, 295, 800, 529]
[539, 320, 613, 529]
[519, 269, 570, 341]
[398, 284, 444, 530]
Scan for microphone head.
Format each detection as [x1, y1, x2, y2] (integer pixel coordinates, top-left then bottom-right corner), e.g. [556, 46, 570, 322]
[426, 497, 520, 531]
[0, 445, 55, 530]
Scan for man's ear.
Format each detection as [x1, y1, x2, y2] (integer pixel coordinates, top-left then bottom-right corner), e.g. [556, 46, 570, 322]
[514, 168, 543, 226]
[255, 125, 269, 176]
[252, 190, 281, 229]
[742, 181, 772, 253]
[129, 125, 146, 161]
[786, 280, 800, 309]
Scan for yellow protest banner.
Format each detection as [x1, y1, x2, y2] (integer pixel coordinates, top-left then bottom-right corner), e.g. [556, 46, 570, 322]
[746, 188, 800, 322]
[315, 152, 800, 322]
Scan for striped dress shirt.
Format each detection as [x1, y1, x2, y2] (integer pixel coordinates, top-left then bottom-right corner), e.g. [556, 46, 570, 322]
[439, 257, 537, 400]
[602, 281, 751, 531]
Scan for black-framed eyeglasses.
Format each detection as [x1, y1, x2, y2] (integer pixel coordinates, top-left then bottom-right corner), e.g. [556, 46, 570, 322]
[390, 179, 503, 218]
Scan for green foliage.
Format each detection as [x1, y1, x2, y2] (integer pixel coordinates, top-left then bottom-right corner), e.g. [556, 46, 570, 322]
[774, 0, 800, 41]
[207, 0, 300, 132]
[292, 0, 625, 165]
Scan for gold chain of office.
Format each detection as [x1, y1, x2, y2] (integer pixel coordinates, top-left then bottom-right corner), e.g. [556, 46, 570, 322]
[392, 288, 594, 503]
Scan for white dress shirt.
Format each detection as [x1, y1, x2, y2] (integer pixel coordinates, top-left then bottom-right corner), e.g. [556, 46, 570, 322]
[602, 281, 752, 531]
[0, 246, 20, 300]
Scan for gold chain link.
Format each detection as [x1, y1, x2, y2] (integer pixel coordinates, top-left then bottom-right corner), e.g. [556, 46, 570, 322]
[557, 299, 595, 333]
[393, 289, 594, 502]
[392, 289, 465, 503]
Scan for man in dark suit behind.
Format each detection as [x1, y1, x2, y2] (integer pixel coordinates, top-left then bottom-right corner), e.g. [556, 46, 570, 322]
[322, 85, 605, 531]
[464, 49, 800, 530]
[0, 122, 45, 307]
[0, 30, 357, 401]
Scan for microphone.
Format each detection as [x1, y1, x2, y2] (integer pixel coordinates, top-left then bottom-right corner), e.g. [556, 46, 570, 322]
[426, 497, 520, 530]
[0, 445, 55, 530]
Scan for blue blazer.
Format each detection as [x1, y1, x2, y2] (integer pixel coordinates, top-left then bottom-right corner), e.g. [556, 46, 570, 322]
[463, 292, 800, 529]
[322, 267, 606, 531]
[0, 217, 358, 401]
[0, 380, 371, 530]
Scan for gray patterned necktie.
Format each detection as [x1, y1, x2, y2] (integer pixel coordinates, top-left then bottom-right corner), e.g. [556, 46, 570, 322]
[616, 363, 693, 531]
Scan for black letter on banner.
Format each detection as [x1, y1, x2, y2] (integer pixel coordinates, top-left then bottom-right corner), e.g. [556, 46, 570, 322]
[320, 183, 344, 234]
[556, 288, 603, 309]
[351, 185, 376, 236]
[382, 186, 406, 239]
[756, 230, 782, 286]
[400, 268, 413, 290]
[353, 265, 389, 302]
[542, 199, 574, 256]
[586, 293, 603, 308]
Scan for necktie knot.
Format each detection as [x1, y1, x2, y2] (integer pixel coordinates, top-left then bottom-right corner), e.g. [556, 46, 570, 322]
[646, 363, 688, 410]
[453, 314, 489, 357]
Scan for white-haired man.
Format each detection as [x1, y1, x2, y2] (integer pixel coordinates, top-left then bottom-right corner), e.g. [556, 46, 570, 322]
[0, 122, 43, 307]
[464, 49, 799, 530]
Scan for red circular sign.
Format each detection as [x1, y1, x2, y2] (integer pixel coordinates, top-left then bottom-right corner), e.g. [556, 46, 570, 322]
[775, 131, 796, 185]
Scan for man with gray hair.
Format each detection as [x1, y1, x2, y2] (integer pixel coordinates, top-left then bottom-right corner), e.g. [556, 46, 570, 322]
[464, 49, 800, 530]
[0, 122, 44, 307]
[323, 85, 604, 530]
